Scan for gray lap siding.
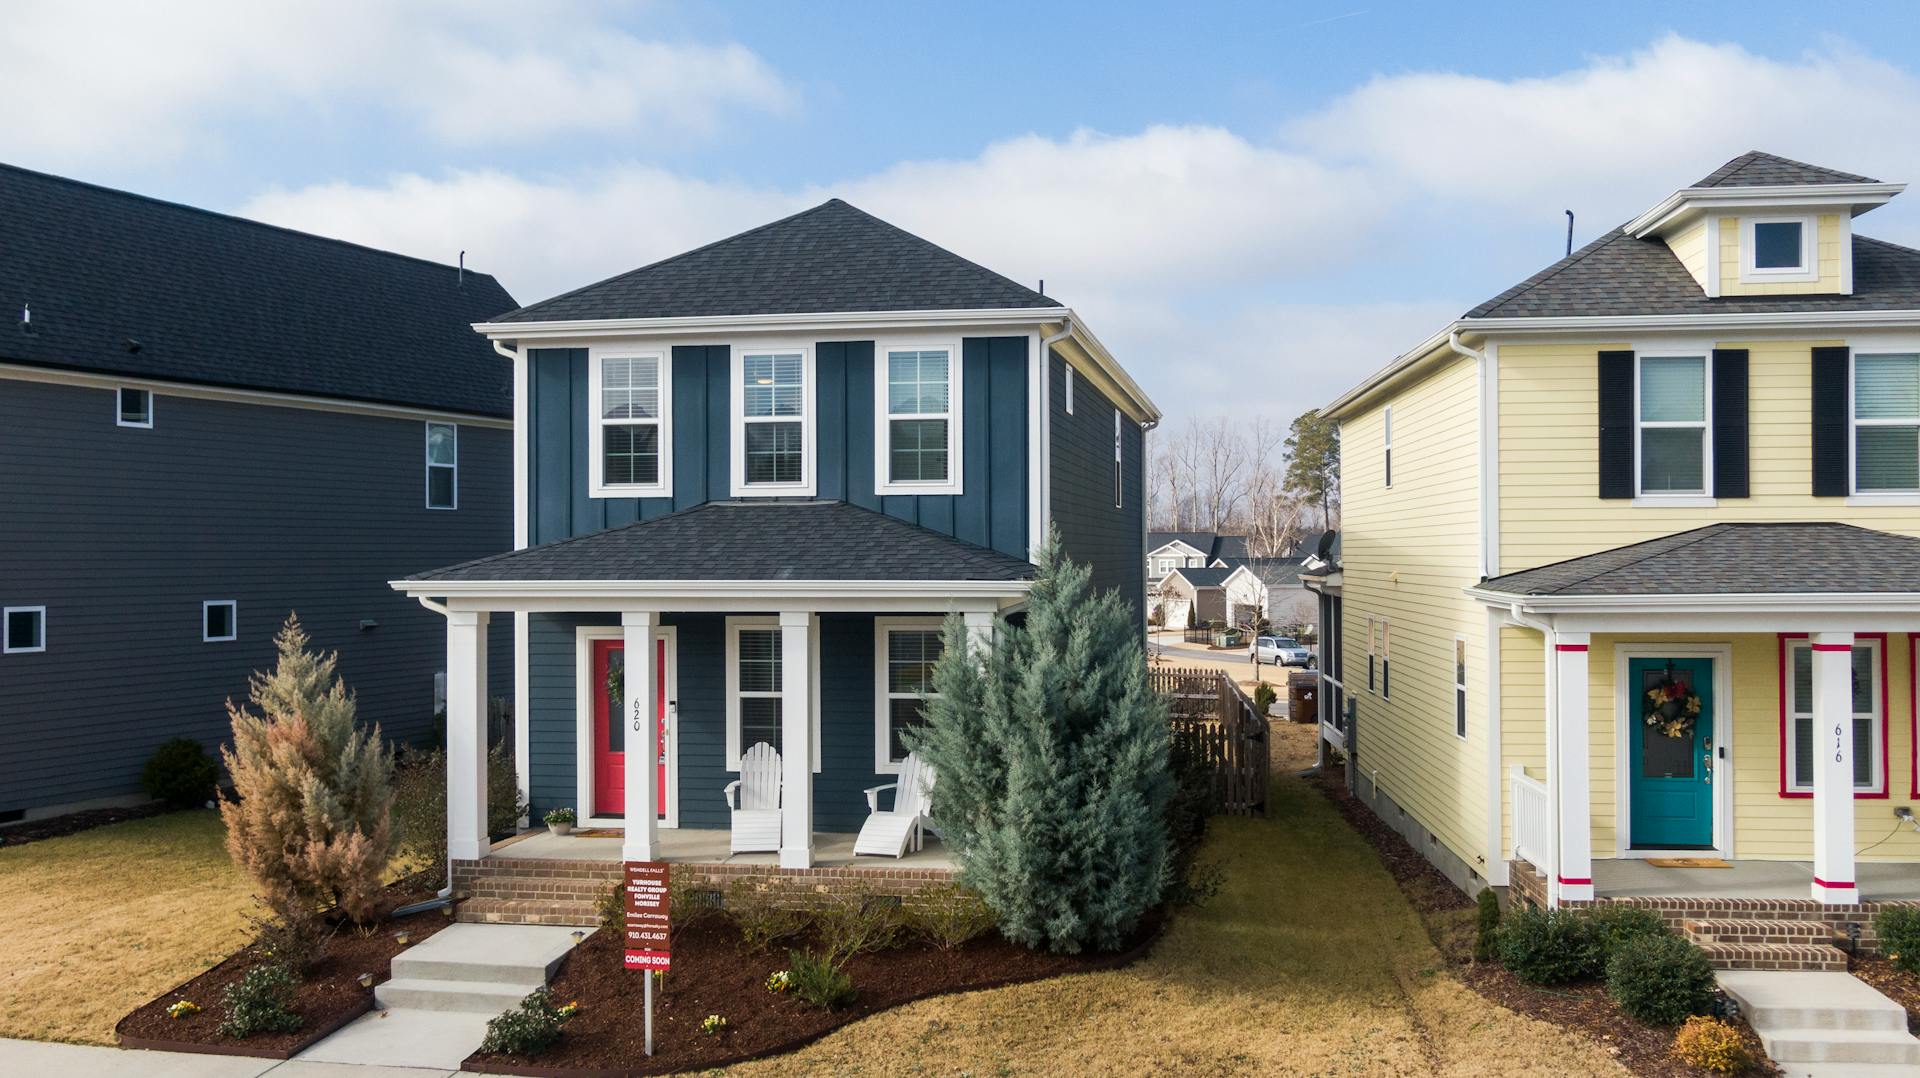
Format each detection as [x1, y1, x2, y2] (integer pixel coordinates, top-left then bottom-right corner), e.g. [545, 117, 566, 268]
[525, 611, 907, 833]
[0, 378, 512, 816]
[1048, 350, 1146, 630]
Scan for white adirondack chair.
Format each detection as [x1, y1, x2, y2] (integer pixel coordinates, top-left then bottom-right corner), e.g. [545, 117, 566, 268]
[724, 742, 782, 854]
[854, 752, 935, 858]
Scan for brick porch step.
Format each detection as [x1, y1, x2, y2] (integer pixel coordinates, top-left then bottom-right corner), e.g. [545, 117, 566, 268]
[1692, 941, 1849, 972]
[1684, 918, 1840, 945]
[457, 896, 602, 927]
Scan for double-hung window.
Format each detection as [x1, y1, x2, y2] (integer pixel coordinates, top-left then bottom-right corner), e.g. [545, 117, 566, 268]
[1782, 636, 1884, 795]
[724, 617, 820, 771]
[732, 346, 814, 495]
[875, 618, 944, 772]
[589, 349, 671, 497]
[1380, 620, 1390, 700]
[425, 422, 457, 509]
[1636, 354, 1710, 495]
[1382, 406, 1392, 488]
[1853, 353, 1920, 493]
[1453, 637, 1468, 739]
[876, 342, 961, 495]
[1366, 617, 1377, 693]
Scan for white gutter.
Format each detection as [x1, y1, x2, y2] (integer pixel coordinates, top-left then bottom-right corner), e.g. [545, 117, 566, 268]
[1466, 586, 1920, 615]
[1321, 323, 1468, 419]
[390, 578, 1033, 600]
[1623, 182, 1904, 237]
[472, 306, 1072, 338]
[1459, 308, 1920, 336]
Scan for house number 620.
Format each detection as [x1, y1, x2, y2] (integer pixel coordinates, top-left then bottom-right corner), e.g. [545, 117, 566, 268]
[633, 698, 645, 732]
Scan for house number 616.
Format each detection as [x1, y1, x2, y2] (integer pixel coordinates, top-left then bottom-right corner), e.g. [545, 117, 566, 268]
[1832, 722, 1845, 764]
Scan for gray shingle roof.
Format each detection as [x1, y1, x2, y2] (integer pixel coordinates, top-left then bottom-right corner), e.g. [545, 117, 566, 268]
[1476, 523, 1920, 597]
[1218, 556, 1305, 588]
[1692, 151, 1877, 188]
[407, 500, 1035, 583]
[0, 162, 517, 416]
[1169, 566, 1235, 588]
[492, 199, 1056, 323]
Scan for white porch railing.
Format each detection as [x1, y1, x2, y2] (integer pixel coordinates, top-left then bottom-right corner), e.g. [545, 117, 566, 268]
[1319, 674, 1347, 751]
[1511, 765, 1550, 869]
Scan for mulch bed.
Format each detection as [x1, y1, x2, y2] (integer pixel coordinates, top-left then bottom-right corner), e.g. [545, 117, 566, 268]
[467, 912, 1160, 1076]
[1307, 768, 1775, 1077]
[117, 880, 452, 1058]
[1851, 955, 1920, 1035]
[0, 802, 176, 846]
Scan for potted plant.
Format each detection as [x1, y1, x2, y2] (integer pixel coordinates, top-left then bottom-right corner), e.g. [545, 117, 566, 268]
[544, 807, 577, 836]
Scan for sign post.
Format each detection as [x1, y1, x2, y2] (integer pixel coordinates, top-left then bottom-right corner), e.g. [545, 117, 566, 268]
[624, 861, 671, 1056]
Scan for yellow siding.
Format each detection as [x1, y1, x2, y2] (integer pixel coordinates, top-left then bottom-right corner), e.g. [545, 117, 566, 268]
[1499, 625, 1546, 855]
[1339, 353, 1490, 879]
[1718, 214, 1845, 296]
[1666, 218, 1709, 290]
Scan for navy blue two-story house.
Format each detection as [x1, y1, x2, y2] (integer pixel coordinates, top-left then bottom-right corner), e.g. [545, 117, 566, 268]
[396, 200, 1158, 873]
[0, 164, 517, 823]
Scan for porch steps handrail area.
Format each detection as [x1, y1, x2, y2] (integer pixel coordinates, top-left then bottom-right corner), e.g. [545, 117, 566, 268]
[1152, 665, 1271, 817]
[1510, 765, 1550, 869]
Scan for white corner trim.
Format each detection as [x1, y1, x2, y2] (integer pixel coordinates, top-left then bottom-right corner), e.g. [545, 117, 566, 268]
[587, 344, 674, 500]
[514, 611, 530, 827]
[724, 615, 820, 773]
[1483, 607, 1506, 884]
[1478, 341, 1500, 578]
[873, 616, 944, 774]
[503, 340, 529, 550]
[729, 342, 817, 498]
[873, 338, 963, 497]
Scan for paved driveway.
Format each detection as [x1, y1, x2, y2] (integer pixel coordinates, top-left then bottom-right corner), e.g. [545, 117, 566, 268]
[0, 1039, 456, 1078]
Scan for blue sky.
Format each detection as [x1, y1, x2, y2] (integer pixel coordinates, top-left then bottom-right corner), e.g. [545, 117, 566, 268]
[8, 1, 1920, 424]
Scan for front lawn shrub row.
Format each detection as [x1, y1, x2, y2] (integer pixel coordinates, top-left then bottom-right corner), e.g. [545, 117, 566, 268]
[1607, 934, 1717, 1025]
[785, 948, 857, 1010]
[1877, 906, 1920, 973]
[1495, 902, 1716, 1027]
[479, 988, 575, 1057]
[1496, 907, 1605, 985]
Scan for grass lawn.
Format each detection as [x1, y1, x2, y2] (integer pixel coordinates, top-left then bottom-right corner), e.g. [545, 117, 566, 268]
[732, 777, 1630, 1077]
[0, 810, 254, 1044]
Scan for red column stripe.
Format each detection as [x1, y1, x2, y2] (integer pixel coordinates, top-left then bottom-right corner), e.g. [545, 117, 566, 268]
[1557, 875, 1592, 886]
[1810, 643, 1854, 652]
[1555, 643, 1589, 652]
[1812, 877, 1856, 889]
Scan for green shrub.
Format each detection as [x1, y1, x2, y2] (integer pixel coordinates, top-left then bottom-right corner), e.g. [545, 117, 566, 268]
[392, 741, 527, 888]
[724, 880, 808, 953]
[669, 868, 722, 940]
[904, 883, 997, 950]
[1876, 906, 1920, 973]
[478, 988, 573, 1058]
[142, 737, 220, 809]
[1672, 1015, 1757, 1073]
[786, 949, 856, 1010]
[815, 889, 905, 965]
[1607, 934, 1716, 1025]
[247, 900, 334, 977]
[1497, 907, 1604, 984]
[1252, 681, 1277, 716]
[1472, 888, 1501, 962]
[597, 882, 625, 934]
[1589, 904, 1671, 956]
[217, 963, 303, 1038]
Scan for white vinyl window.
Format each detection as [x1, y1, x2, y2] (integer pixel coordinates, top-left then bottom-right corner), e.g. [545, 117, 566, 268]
[724, 617, 820, 771]
[1784, 637, 1883, 794]
[589, 348, 672, 497]
[203, 600, 237, 643]
[1366, 617, 1377, 693]
[425, 422, 457, 509]
[731, 345, 814, 495]
[1635, 354, 1710, 495]
[1113, 411, 1124, 508]
[4, 606, 46, 654]
[875, 341, 961, 495]
[1453, 637, 1468, 739]
[117, 387, 153, 427]
[1853, 353, 1920, 493]
[875, 618, 945, 773]
[1382, 406, 1392, 488]
[1743, 216, 1815, 279]
[1380, 620, 1391, 700]
[1065, 364, 1075, 415]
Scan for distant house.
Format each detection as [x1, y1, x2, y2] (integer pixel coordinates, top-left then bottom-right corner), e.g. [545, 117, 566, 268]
[1155, 557, 1309, 630]
[1146, 531, 1250, 584]
[0, 163, 518, 823]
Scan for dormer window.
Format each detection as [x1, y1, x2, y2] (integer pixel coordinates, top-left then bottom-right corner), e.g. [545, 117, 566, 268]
[1742, 216, 1815, 280]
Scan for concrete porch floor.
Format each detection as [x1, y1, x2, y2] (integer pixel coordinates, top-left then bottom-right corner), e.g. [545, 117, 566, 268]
[1594, 858, 1920, 901]
[488, 827, 956, 870]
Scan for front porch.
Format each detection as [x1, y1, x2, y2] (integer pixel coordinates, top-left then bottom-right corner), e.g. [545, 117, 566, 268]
[487, 826, 957, 871]
[1588, 857, 1920, 902]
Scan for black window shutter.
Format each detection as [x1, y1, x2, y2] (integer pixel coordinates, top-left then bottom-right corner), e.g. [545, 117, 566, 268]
[1811, 346, 1850, 497]
[1597, 350, 1635, 498]
[1711, 349, 1749, 498]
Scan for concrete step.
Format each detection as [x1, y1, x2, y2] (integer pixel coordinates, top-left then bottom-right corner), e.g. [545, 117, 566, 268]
[457, 897, 601, 926]
[1758, 1028, 1920, 1067]
[1781, 1064, 1920, 1078]
[1695, 941, 1848, 971]
[1717, 970, 1910, 1033]
[375, 975, 539, 1014]
[392, 922, 583, 985]
[1686, 918, 1839, 945]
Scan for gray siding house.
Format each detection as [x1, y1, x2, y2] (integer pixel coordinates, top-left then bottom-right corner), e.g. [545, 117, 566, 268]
[395, 200, 1158, 871]
[0, 164, 518, 821]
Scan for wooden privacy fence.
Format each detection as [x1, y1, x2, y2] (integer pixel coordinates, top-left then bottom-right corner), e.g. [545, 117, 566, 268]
[1150, 666, 1271, 816]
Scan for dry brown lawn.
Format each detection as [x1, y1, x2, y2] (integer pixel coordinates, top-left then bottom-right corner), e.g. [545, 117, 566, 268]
[0, 811, 254, 1044]
[731, 778, 1628, 1077]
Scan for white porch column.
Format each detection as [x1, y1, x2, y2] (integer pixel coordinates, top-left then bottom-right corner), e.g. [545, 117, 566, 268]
[621, 611, 659, 863]
[446, 610, 490, 864]
[961, 608, 995, 659]
[1549, 631, 1594, 904]
[1809, 631, 1858, 904]
[778, 611, 814, 869]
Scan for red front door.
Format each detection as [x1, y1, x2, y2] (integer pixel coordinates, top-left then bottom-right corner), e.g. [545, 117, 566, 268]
[591, 638, 669, 819]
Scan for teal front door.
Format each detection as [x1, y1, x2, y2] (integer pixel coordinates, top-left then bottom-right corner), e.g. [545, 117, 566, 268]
[1628, 657, 1715, 849]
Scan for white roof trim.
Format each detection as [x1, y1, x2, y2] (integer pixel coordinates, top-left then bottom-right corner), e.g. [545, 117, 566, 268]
[1466, 585, 1920, 616]
[474, 307, 1071, 338]
[393, 577, 1031, 600]
[1624, 182, 1904, 238]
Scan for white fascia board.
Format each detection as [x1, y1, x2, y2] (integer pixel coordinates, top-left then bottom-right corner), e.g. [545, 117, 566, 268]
[1466, 586, 1920, 617]
[392, 577, 1031, 605]
[473, 307, 1073, 339]
[1057, 314, 1162, 424]
[1624, 183, 1905, 237]
[0, 362, 511, 428]
[1459, 309, 1920, 337]
[1322, 324, 1466, 420]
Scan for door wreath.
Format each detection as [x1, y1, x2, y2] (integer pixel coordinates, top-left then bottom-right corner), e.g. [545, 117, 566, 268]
[1642, 666, 1701, 739]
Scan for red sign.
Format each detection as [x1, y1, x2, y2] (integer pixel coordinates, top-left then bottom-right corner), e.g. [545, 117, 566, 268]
[623, 861, 671, 970]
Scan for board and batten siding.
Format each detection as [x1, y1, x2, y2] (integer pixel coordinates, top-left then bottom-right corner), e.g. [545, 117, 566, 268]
[1048, 349, 1146, 629]
[527, 338, 1029, 558]
[1337, 352, 1489, 879]
[525, 611, 921, 832]
[0, 378, 513, 816]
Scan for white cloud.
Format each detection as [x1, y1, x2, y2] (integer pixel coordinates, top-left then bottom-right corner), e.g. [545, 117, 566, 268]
[0, 0, 793, 163]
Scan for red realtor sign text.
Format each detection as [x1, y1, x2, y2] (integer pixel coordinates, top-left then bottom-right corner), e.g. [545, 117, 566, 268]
[624, 861, 671, 970]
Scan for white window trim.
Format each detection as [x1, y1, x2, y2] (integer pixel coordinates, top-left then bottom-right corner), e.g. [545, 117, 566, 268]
[1065, 364, 1075, 415]
[1380, 619, 1390, 700]
[3, 606, 46, 654]
[1453, 635, 1468, 740]
[874, 616, 945, 774]
[1783, 636, 1885, 795]
[425, 421, 458, 510]
[874, 339, 963, 496]
[1741, 214, 1818, 282]
[723, 616, 820, 773]
[1113, 410, 1123, 509]
[116, 386, 153, 428]
[202, 600, 238, 643]
[1848, 349, 1920, 497]
[1633, 352, 1714, 499]
[588, 345, 674, 499]
[1382, 405, 1392, 489]
[730, 343, 816, 497]
[1366, 617, 1376, 694]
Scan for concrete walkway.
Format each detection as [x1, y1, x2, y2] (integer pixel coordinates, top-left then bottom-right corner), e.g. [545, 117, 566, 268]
[0, 1039, 456, 1077]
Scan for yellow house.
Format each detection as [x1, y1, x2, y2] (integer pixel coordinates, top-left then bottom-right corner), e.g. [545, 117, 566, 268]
[1305, 152, 1920, 939]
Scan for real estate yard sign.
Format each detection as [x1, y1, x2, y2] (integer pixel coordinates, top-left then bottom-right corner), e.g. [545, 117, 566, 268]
[624, 861, 671, 970]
